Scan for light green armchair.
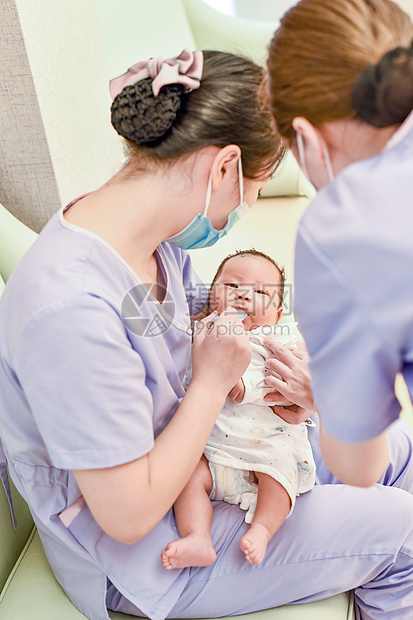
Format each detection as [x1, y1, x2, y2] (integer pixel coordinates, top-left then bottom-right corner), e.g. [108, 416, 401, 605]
[0, 204, 37, 285]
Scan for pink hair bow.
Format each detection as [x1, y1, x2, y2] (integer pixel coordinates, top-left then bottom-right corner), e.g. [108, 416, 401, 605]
[109, 49, 204, 101]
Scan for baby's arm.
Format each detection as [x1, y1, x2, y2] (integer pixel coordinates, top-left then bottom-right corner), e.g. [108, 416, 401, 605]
[228, 378, 246, 403]
[227, 351, 274, 405]
[240, 363, 276, 405]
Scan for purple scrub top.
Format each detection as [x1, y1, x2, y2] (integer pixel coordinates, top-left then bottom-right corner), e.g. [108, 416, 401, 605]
[0, 206, 208, 620]
[294, 113, 413, 443]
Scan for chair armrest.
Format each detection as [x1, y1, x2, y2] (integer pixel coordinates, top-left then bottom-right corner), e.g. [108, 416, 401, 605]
[0, 204, 37, 282]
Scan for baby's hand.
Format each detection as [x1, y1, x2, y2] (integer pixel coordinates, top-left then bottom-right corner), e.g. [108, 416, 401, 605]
[228, 379, 245, 403]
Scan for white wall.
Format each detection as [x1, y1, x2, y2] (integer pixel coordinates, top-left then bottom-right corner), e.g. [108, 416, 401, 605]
[235, 0, 297, 20]
[396, 0, 413, 15]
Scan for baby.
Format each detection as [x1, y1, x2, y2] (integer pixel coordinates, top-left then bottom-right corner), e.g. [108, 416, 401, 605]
[161, 250, 316, 568]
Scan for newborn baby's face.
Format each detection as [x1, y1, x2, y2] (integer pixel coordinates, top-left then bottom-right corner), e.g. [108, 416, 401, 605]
[209, 254, 283, 331]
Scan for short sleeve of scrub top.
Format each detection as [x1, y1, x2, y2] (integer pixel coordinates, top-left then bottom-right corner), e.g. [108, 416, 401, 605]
[14, 295, 155, 470]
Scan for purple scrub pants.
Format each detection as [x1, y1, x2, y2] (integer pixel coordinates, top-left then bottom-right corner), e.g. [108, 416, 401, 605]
[107, 416, 413, 619]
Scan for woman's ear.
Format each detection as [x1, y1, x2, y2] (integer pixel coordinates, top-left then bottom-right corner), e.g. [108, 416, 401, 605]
[291, 117, 324, 167]
[210, 144, 242, 191]
[292, 117, 333, 189]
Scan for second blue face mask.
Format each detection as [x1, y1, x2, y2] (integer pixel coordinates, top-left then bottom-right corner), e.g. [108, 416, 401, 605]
[166, 158, 250, 250]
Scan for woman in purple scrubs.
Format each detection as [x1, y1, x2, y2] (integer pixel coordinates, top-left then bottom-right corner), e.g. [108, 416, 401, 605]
[266, 0, 413, 488]
[0, 47, 413, 620]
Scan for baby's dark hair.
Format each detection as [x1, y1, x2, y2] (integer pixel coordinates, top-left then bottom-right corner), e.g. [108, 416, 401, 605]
[209, 249, 286, 308]
[111, 50, 284, 180]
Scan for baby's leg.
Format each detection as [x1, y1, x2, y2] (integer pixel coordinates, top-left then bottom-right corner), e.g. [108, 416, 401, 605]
[161, 455, 216, 570]
[240, 473, 291, 565]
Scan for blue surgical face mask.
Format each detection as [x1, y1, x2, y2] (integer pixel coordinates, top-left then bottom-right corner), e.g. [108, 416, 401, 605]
[296, 132, 335, 186]
[167, 158, 250, 250]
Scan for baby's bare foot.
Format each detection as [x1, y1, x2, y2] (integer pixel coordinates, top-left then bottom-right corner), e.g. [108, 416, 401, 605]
[161, 534, 216, 570]
[240, 523, 271, 565]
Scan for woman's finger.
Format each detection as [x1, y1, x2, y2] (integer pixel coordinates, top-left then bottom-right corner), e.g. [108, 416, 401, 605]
[271, 404, 290, 414]
[203, 311, 221, 331]
[220, 306, 242, 325]
[288, 347, 306, 360]
[193, 311, 219, 341]
[270, 405, 311, 425]
[295, 340, 308, 352]
[263, 374, 291, 398]
[290, 340, 310, 360]
[209, 307, 247, 340]
[265, 357, 291, 380]
[193, 318, 207, 344]
[263, 338, 298, 368]
[200, 310, 219, 324]
[263, 392, 292, 405]
[270, 405, 299, 423]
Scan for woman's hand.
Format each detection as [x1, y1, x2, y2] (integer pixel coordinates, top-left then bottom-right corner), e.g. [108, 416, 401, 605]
[75, 309, 251, 546]
[263, 338, 316, 412]
[270, 402, 314, 425]
[191, 308, 251, 398]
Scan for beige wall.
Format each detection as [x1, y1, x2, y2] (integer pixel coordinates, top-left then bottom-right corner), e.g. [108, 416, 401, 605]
[0, 0, 124, 231]
[397, 0, 413, 15]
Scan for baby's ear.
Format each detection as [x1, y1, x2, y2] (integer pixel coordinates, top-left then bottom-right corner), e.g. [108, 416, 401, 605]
[275, 306, 283, 324]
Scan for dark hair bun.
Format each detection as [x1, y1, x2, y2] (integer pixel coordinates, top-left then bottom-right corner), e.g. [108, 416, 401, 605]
[111, 77, 184, 144]
[351, 46, 413, 127]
